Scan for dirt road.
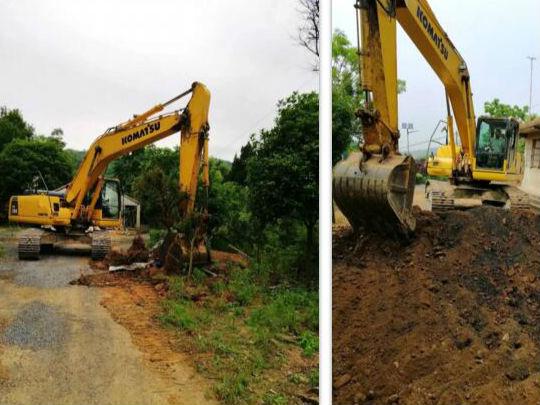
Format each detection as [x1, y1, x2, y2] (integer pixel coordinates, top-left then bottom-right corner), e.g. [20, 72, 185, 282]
[0, 232, 215, 405]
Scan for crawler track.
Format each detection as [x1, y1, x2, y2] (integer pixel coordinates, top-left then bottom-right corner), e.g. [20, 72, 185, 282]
[505, 186, 531, 210]
[91, 232, 111, 260]
[17, 228, 44, 260]
[429, 190, 455, 213]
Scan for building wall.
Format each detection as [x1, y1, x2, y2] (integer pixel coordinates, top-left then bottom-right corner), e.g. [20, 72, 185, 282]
[121, 195, 141, 229]
[521, 135, 540, 197]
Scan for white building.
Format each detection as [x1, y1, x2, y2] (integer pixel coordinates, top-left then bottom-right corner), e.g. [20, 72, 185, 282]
[519, 118, 540, 208]
[122, 194, 141, 229]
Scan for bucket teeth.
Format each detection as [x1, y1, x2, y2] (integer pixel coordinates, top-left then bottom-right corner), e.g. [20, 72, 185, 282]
[333, 152, 416, 236]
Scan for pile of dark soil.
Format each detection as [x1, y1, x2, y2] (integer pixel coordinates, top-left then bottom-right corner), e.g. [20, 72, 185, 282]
[333, 207, 540, 405]
[78, 237, 247, 289]
[105, 235, 150, 266]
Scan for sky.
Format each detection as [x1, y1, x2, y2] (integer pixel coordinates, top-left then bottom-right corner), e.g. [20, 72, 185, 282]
[333, 0, 540, 153]
[0, 0, 318, 161]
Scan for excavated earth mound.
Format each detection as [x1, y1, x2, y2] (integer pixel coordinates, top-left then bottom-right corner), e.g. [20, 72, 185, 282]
[105, 234, 150, 266]
[333, 207, 540, 405]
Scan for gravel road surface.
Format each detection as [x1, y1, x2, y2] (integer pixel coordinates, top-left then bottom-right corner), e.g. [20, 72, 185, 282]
[0, 231, 214, 405]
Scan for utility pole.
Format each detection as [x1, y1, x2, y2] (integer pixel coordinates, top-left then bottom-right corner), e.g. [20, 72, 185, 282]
[527, 56, 536, 117]
[401, 123, 418, 155]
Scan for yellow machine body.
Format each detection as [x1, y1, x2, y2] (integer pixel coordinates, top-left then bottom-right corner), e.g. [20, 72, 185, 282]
[9, 194, 120, 228]
[8, 82, 211, 263]
[427, 145, 461, 178]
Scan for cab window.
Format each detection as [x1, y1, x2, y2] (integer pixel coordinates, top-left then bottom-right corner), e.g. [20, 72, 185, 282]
[102, 181, 120, 219]
[476, 120, 508, 170]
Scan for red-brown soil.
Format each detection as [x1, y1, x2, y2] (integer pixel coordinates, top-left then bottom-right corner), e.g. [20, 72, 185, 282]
[333, 207, 540, 405]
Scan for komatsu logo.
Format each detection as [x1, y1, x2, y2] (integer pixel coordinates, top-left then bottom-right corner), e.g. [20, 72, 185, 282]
[121, 122, 161, 145]
[417, 6, 449, 61]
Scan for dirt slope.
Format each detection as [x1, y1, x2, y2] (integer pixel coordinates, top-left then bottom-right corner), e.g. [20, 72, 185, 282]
[333, 207, 540, 405]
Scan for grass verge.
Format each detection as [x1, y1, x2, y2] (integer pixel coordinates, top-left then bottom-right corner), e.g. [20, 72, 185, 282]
[159, 265, 318, 404]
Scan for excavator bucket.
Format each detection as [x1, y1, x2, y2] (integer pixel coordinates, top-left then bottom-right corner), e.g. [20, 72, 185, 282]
[333, 152, 416, 236]
[159, 231, 210, 274]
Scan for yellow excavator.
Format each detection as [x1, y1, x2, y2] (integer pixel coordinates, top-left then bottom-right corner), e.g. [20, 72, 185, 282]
[333, 0, 525, 236]
[9, 82, 211, 264]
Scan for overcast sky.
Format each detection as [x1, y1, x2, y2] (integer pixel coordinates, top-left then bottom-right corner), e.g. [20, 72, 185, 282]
[0, 0, 318, 161]
[333, 0, 540, 153]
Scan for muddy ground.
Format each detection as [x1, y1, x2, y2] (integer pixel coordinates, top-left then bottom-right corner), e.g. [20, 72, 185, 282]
[0, 230, 216, 405]
[333, 206, 540, 405]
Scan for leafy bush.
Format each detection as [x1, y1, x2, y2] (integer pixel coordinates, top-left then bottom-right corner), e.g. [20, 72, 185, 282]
[415, 172, 427, 184]
[228, 267, 258, 306]
[298, 330, 319, 357]
[148, 228, 166, 248]
[192, 267, 207, 285]
[159, 298, 213, 332]
[248, 289, 318, 335]
[159, 300, 197, 331]
[262, 392, 287, 405]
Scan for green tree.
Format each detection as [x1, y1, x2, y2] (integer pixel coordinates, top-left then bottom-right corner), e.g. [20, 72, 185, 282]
[227, 141, 255, 185]
[65, 149, 86, 173]
[132, 166, 181, 228]
[108, 149, 146, 195]
[332, 29, 360, 96]
[247, 92, 318, 274]
[332, 30, 361, 163]
[332, 89, 358, 165]
[332, 30, 406, 163]
[110, 146, 179, 195]
[484, 98, 537, 121]
[0, 137, 74, 212]
[49, 128, 65, 147]
[206, 160, 255, 251]
[0, 107, 34, 152]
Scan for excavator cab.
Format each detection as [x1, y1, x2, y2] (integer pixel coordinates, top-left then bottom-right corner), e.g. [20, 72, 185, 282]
[475, 117, 519, 171]
[99, 179, 121, 220]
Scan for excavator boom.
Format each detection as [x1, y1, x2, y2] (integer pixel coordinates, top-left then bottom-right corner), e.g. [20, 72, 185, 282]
[9, 82, 211, 263]
[334, 0, 523, 236]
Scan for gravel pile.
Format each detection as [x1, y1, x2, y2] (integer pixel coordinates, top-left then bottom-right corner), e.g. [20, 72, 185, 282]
[2, 301, 68, 350]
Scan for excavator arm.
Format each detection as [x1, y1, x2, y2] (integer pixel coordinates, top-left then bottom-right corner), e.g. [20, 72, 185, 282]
[9, 82, 210, 230]
[65, 82, 210, 223]
[358, 0, 475, 165]
[8, 82, 211, 264]
[334, 0, 521, 236]
[396, 0, 476, 158]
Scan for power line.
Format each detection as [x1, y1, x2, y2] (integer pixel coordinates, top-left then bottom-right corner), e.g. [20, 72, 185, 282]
[405, 134, 447, 149]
